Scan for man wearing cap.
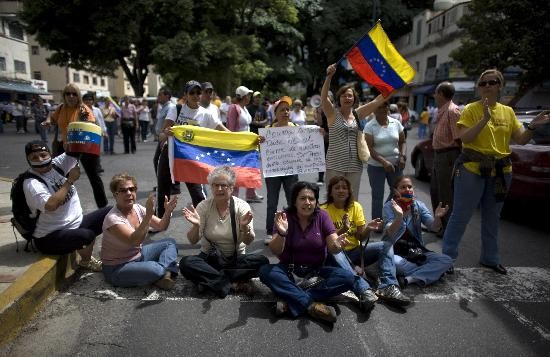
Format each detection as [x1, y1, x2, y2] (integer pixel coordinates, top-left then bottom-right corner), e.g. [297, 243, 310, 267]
[431, 82, 461, 234]
[247, 91, 267, 135]
[200, 82, 221, 122]
[156, 80, 229, 217]
[22, 140, 111, 271]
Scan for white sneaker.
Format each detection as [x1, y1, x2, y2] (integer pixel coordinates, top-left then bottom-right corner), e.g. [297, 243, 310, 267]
[264, 234, 272, 245]
[79, 256, 102, 272]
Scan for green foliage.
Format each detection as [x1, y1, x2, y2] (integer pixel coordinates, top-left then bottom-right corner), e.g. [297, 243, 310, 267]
[450, 0, 550, 103]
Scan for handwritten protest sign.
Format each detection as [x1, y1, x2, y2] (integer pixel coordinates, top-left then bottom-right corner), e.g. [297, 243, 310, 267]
[258, 125, 325, 177]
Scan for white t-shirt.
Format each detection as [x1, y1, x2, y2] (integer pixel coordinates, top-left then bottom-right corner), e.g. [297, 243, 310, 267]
[173, 104, 221, 129]
[236, 105, 252, 132]
[155, 102, 177, 135]
[219, 102, 230, 124]
[290, 110, 306, 126]
[138, 106, 150, 122]
[363, 116, 403, 167]
[24, 154, 83, 238]
[204, 103, 220, 122]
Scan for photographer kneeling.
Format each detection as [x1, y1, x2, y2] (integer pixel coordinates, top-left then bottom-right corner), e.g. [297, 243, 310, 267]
[383, 176, 452, 288]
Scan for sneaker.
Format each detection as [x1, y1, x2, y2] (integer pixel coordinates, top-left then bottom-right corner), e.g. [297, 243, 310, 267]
[154, 271, 175, 290]
[358, 289, 378, 312]
[376, 285, 411, 307]
[246, 195, 264, 203]
[308, 302, 337, 323]
[79, 256, 102, 272]
[275, 300, 289, 316]
[264, 234, 273, 245]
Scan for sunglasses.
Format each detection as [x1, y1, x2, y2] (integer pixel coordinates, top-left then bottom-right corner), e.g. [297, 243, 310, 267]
[117, 186, 137, 193]
[65, 92, 78, 97]
[188, 90, 202, 96]
[478, 80, 500, 87]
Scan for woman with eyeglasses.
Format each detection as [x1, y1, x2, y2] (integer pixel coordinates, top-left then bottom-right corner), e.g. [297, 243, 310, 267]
[442, 69, 550, 275]
[41, 83, 108, 208]
[101, 173, 179, 289]
[179, 165, 268, 298]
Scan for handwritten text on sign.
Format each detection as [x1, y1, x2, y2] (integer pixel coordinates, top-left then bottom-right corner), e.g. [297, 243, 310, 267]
[259, 125, 325, 177]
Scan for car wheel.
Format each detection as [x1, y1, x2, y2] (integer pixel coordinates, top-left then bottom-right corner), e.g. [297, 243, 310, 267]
[414, 153, 428, 181]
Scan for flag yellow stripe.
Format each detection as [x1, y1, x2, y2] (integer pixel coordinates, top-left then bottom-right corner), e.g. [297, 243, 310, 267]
[172, 125, 259, 151]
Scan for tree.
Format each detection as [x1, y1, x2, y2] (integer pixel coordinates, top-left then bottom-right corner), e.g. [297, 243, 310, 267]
[21, 0, 193, 97]
[450, 0, 550, 106]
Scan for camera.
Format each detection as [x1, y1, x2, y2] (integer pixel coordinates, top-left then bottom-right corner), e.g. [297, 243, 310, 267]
[406, 247, 426, 263]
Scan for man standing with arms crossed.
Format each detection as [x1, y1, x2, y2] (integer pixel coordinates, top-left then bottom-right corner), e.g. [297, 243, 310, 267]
[431, 82, 461, 235]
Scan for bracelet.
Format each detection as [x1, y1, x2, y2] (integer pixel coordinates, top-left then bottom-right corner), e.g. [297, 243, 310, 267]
[527, 123, 536, 131]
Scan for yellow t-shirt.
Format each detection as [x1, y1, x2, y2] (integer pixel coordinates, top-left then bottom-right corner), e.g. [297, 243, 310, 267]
[420, 111, 430, 124]
[458, 101, 521, 175]
[320, 201, 366, 251]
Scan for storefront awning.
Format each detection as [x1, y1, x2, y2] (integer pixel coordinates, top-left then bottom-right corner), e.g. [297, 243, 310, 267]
[0, 80, 50, 95]
[411, 84, 437, 95]
[451, 81, 475, 92]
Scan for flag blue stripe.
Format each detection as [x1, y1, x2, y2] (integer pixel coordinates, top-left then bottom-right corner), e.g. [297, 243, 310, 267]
[355, 37, 407, 89]
[174, 139, 260, 169]
[66, 131, 102, 145]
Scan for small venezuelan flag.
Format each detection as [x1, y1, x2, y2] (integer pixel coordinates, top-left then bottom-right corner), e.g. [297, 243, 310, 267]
[345, 22, 415, 97]
[169, 125, 262, 188]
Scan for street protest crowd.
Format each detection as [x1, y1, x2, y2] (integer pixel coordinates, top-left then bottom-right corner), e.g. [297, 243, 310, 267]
[11, 64, 550, 325]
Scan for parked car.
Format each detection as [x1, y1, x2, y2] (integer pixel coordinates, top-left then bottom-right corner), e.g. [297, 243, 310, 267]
[410, 110, 550, 217]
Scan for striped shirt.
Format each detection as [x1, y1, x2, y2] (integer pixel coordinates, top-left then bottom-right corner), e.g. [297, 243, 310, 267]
[432, 100, 461, 150]
[325, 109, 363, 172]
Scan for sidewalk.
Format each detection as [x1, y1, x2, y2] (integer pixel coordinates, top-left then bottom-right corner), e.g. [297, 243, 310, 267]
[0, 178, 77, 345]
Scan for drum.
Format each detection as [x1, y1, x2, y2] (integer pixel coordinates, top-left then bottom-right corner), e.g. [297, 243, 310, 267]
[66, 122, 102, 156]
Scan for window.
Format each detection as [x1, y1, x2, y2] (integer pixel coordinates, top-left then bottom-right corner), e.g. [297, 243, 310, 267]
[73, 72, 80, 82]
[33, 71, 42, 80]
[83, 75, 89, 84]
[8, 21, 24, 40]
[415, 19, 422, 46]
[31, 46, 40, 55]
[0, 57, 6, 71]
[14, 60, 26, 73]
[92, 77, 97, 85]
[100, 78, 105, 86]
[427, 55, 437, 69]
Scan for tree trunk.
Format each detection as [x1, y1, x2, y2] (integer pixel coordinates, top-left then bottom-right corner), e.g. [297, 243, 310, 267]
[118, 57, 146, 97]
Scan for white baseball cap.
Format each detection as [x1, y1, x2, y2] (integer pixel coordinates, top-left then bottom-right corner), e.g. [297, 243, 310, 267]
[235, 86, 253, 98]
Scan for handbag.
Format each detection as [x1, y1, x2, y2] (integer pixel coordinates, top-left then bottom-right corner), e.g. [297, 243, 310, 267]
[353, 110, 370, 162]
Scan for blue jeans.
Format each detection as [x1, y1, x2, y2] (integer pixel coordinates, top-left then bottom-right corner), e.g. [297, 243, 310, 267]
[332, 241, 398, 292]
[102, 238, 179, 287]
[395, 252, 452, 286]
[367, 164, 402, 220]
[265, 175, 298, 234]
[104, 121, 117, 153]
[259, 263, 355, 317]
[418, 123, 428, 138]
[442, 166, 512, 266]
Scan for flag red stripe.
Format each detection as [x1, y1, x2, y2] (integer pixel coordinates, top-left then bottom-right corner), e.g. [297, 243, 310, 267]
[346, 47, 395, 97]
[173, 159, 262, 188]
[66, 142, 101, 156]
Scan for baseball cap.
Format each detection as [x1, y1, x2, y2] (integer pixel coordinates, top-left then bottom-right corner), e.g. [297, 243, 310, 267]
[201, 82, 214, 91]
[253, 91, 261, 97]
[25, 140, 50, 156]
[185, 80, 201, 93]
[235, 86, 253, 98]
[389, 103, 398, 112]
[273, 96, 293, 112]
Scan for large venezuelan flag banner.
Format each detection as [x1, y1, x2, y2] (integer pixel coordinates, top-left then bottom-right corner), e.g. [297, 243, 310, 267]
[346, 22, 415, 97]
[168, 125, 262, 188]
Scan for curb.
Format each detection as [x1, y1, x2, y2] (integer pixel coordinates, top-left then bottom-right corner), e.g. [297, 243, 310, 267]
[0, 251, 77, 345]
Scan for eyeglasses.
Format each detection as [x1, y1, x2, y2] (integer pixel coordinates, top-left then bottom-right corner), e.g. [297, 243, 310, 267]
[188, 90, 202, 96]
[65, 92, 78, 97]
[117, 186, 137, 193]
[478, 80, 500, 87]
[212, 183, 231, 190]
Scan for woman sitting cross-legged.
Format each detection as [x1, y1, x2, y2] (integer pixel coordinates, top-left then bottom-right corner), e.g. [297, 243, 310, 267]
[101, 173, 179, 290]
[179, 165, 269, 298]
[259, 181, 362, 324]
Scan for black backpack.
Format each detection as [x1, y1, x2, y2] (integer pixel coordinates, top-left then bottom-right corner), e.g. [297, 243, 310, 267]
[10, 166, 63, 251]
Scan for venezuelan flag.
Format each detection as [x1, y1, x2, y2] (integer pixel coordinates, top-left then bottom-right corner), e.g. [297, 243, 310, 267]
[168, 125, 262, 188]
[345, 22, 415, 97]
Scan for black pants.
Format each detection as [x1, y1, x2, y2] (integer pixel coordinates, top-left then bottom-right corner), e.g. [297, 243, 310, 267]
[34, 206, 111, 255]
[179, 252, 269, 298]
[15, 116, 27, 132]
[121, 122, 136, 153]
[139, 121, 149, 141]
[157, 143, 205, 216]
[153, 141, 162, 175]
[56, 145, 108, 208]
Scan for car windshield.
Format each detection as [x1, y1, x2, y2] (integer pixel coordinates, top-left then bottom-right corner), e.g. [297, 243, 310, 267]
[515, 110, 550, 145]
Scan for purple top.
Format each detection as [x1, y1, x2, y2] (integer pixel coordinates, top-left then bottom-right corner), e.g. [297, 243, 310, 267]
[278, 209, 336, 267]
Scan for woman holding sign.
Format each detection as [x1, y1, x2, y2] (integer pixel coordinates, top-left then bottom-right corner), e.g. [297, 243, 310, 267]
[321, 63, 389, 200]
[259, 96, 299, 245]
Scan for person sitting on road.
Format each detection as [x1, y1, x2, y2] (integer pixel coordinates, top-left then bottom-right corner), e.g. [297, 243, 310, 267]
[384, 176, 453, 287]
[320, 176, 411, 310]
[101, 173, 179, 290]
[259, 181, 362, 324]
[179, 165, 268, 298]
[22, 140, 110, 271]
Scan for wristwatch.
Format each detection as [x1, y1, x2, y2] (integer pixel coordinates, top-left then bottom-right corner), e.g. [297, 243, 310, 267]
[527, 122, 536, 131]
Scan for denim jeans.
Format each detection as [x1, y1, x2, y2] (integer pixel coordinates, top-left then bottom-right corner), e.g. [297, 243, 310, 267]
[259, 263, 355, 317]
[442, 165, 512, 266]
[418, 123, 428, 138]
[394, 252, 452, 286]
[331, 240, 398, 291]
[104, 121, 117, 153]
[265, 175, 298, 235]
[102, 238, 179, 287]
[367, 164, 402, 220]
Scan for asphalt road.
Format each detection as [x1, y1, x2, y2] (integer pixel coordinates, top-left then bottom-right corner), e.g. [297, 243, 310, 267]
[1, 121, 549, 356]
